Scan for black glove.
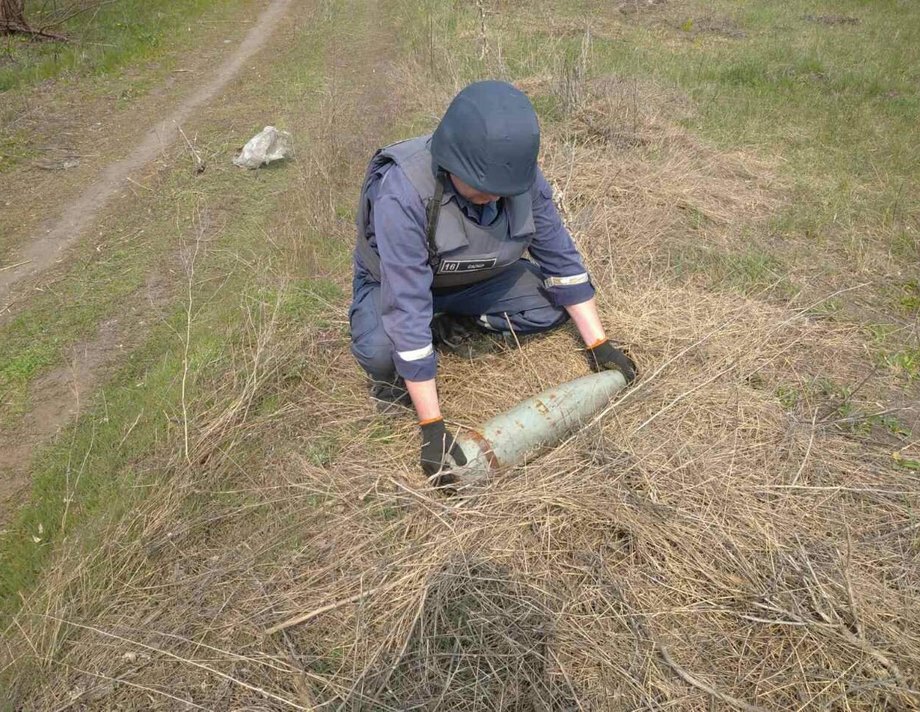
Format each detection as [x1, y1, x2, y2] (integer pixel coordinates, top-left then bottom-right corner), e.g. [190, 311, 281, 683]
[420, 418, 468, 489]
[587, 339, 637, 383]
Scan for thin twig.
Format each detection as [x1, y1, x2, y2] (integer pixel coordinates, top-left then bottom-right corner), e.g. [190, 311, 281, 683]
[179, 201, 204, 463]
[476, 0, 487, 59]
[61, 416, 96, 534]
[0, 260, 31, 272]
[656, 639, 768, 712]
[790, 409, 818, 485]
[176, 123, 205, 173]
[267, 583, 390, 635]
[547, 647, 587, 712]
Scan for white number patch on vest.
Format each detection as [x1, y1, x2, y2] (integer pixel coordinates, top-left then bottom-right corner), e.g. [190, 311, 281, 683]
[437, 258, 498, 273]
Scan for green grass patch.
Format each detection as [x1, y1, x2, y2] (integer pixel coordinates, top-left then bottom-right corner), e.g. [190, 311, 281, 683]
[0, 343, 57, 423]
[0, 0, 249, 92]
[783, 375, 911, 438]
[619, 1, 916, 247]
[0, 127, 40, 172]
[304, 434, 342, 467]
[671, 243, 793, 297]
[864, 324, 920, 382]
[891, 229, 919, 262]
[775, 384, 800, 410]
[893, 453, 920, 472]
[895, 280, 920, 315]
[885, 348, 920, 382]
[280, 278, 344, 323]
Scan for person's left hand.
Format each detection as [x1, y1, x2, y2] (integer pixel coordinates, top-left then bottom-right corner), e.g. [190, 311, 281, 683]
[586, 339, 637, 383]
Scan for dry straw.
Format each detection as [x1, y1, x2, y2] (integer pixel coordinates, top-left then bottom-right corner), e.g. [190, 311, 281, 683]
[4, 45, 919, 712]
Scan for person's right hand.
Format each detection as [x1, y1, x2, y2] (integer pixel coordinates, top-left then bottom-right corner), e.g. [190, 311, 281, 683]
[419, 418, 467, 489]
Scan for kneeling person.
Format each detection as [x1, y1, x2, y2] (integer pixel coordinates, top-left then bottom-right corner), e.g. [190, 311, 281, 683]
[349, 80, 636, 485]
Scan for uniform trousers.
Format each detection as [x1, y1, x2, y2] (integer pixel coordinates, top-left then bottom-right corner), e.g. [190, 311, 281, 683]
[349, 260, 568, 382]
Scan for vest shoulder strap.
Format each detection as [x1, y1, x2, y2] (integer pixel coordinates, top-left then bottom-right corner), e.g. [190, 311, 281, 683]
[381, 136, 442, 269]
[425, 171, 445, 270]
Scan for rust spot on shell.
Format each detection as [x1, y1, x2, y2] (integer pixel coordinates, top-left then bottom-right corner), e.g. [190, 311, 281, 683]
[466, 429, 499, 472]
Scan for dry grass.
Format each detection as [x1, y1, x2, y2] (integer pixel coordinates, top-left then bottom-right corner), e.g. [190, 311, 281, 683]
[3, 19, 920, 712]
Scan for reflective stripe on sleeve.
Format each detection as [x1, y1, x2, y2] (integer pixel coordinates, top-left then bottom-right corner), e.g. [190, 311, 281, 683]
[543, 273, 589, 288]
[397, 344, 434, 361]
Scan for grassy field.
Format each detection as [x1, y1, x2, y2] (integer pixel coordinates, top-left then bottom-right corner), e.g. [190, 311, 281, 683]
[1, 0, 919, 708]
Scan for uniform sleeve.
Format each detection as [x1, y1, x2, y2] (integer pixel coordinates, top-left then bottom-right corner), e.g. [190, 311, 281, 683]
[526, 168, 596, 307]
[373, 166, 438, 381]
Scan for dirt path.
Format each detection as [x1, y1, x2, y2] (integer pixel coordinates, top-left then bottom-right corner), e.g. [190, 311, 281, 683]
[0, 0, 293, 306]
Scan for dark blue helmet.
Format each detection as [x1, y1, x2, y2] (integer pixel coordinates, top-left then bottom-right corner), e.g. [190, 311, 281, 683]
[431, 80, 540, 197]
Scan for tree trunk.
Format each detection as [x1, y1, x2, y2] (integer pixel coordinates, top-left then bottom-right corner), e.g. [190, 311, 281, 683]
[1, 0, 67, 40]
[0, 0, 29, 32]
